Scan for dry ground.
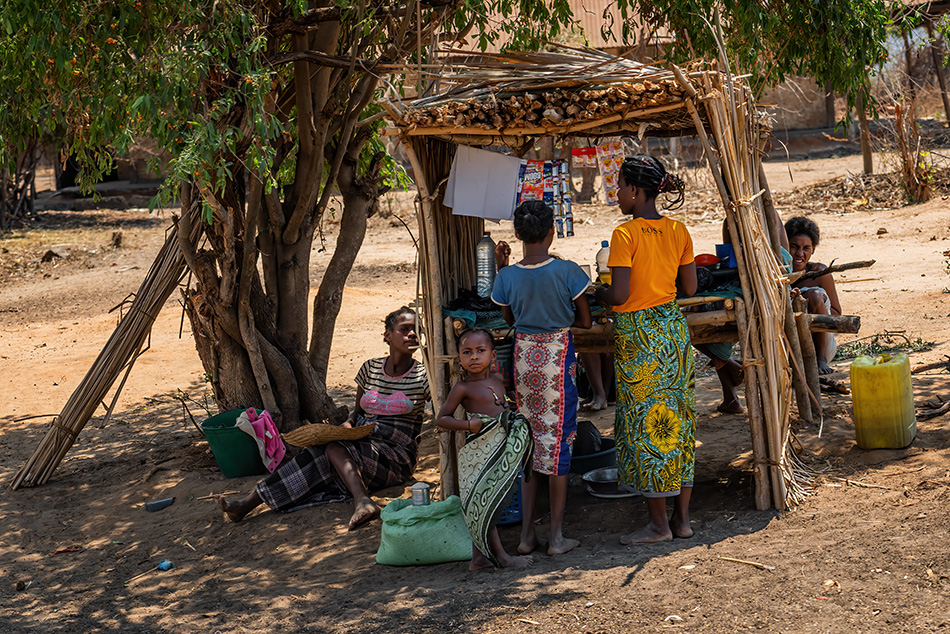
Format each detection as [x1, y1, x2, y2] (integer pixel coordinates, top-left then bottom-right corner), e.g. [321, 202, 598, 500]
[1, 154, 949, 633]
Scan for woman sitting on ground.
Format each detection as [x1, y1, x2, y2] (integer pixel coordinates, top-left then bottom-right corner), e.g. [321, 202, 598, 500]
[216, 306, 429, 530]
[786, 216, 841, 375]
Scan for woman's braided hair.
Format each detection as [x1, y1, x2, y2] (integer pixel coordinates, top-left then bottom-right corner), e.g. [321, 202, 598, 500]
[619, 154, 686, 210]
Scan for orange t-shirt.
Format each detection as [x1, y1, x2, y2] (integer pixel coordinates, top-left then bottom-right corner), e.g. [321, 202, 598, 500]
[607, 216, 694, 313]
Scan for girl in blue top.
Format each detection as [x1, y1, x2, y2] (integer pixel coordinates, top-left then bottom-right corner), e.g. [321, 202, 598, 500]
[492, 200, 592, 556]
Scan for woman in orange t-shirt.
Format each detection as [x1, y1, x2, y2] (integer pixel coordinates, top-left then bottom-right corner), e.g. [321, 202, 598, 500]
[594, 155, 698, 544]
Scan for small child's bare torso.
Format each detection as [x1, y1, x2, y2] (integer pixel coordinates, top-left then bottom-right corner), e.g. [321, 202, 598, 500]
[459, 373, 509, 420]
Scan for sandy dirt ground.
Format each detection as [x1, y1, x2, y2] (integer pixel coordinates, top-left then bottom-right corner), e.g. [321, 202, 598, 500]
[1, 155, 949, 633]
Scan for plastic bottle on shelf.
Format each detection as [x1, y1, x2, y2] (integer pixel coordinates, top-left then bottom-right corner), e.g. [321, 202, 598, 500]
[595, 240, 611, 285]
[476, 231, 497, 297]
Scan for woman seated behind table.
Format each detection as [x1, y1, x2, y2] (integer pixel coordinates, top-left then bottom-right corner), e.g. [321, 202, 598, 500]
[786, 216, 841, 375]
[216, 306, 429, 530]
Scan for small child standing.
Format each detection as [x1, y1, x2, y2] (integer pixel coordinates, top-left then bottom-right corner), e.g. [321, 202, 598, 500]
[492, 200, 592, 557]
[436, 328, 533, 570]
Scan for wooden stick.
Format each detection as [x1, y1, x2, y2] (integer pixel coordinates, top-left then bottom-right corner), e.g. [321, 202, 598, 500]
[912, 360, 950, 374]
[788, 260, 875, 283]
[735, 298, 771, 510]
[784, 300, 813, 424]
[676, 295, 729, 307]
[795, 311, 823, 420]
[801, 313, 861, 334]
[717, 556, 775, 571]
[684, 309, 735, 327]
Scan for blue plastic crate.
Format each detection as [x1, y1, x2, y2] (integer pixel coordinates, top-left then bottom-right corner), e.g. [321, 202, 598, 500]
[496, 472, 523, 526]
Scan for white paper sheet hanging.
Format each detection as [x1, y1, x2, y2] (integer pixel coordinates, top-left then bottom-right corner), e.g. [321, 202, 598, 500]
[444, 145, 521, 221]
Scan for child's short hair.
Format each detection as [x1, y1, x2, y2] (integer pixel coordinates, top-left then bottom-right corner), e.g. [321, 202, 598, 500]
[513, 200, 554, 243]
[458, 327, 495, 349]
[384, 306, 416, 331]
[785, 216, 820, 247]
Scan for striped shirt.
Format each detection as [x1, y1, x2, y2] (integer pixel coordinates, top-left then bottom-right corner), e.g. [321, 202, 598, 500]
[356, 357, 430, 452]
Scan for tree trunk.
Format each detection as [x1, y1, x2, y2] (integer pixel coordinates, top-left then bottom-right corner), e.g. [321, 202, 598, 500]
[856, 91, 874, 175]
[309, 151, 386, 388]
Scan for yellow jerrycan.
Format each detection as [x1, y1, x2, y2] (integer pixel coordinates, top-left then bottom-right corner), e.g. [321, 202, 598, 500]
[850, 353, 916, 449]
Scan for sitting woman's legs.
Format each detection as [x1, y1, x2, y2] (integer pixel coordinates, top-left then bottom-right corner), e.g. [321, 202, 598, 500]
[325, 441, 380, 530]
[804, 289, 834, 374]
[695, 343, 743, 414]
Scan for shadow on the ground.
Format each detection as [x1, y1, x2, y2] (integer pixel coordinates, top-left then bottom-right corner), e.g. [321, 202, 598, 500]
[0, 373, 782, 633]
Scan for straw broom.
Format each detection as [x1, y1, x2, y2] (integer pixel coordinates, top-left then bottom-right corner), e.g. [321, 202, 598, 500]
[11, 202, 204, 489]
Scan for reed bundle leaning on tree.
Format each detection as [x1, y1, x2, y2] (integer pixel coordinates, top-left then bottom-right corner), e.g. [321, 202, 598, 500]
[11, 195, 204, 489]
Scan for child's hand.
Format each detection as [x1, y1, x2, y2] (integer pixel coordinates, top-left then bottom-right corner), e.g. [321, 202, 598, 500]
[468, 416, 483, 434]
[495, 241, 511, 269]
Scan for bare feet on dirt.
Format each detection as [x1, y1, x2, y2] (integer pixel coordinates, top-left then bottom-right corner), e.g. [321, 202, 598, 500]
[620, 523, 673, 544]
[517, 529, 539, 555]
[498, 552, 535, 568]
[717, 399, 744, 415]
[818, 359, 834, 375]
[348, 497, 381, 530]
[547, 534, 580, 556]
[215, 494, 249, 523]
[469, 550, 494, 571]
[669, 514, 694, 539]
[582, 395, 608, 411]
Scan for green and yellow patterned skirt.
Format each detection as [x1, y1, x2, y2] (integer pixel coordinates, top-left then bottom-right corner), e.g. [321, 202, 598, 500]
[613, 300, 696, 497]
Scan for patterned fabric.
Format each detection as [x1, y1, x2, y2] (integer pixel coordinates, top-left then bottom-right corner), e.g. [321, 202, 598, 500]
[457, 411, 532, 566]
[613, 301, 696, 498]
[514, 329, 578, 476]
[255, 357, 429, 513]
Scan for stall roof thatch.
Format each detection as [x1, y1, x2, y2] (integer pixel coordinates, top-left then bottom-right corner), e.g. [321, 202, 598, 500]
[383, 47, 733, 143]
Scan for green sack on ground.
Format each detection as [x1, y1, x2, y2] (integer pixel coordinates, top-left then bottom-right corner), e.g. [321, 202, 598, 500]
[375, 495, 472, 566]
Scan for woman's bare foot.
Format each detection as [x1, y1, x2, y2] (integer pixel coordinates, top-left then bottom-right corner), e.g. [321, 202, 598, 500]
[498, 552, 535, 568]
[348, 496, 380, 530]
[620, 523, 673, 544]
[470, 548, 494, 571]
[214, 494, 252, 523]
[818, 359, 834, 375]
[669, 515, 694, 539]
[717, 399, 744, 415]
[517, 531, 539, 555]
[547, 535, 580, 556]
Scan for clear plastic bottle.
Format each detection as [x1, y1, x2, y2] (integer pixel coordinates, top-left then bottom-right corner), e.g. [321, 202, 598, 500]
[476, 232, 497, 297]
[595, 240, 611, 285]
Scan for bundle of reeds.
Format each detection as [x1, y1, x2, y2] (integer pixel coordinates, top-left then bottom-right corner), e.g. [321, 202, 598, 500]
[674, 60, 805, 509]
[11, 203, 203, 489]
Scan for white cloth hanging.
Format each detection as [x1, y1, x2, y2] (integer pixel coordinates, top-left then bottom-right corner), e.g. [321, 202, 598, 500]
[444, 145, 522, 221]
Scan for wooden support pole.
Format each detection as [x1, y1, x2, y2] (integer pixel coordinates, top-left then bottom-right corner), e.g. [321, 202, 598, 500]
[794, 298, 823, 419]
[785, 300, 813, 424]
[734, 298, 771, 510]
[439, 317, 462, 498]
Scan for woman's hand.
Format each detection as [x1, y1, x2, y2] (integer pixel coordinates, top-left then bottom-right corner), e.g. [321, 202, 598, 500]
[495, 241, 511, 270]
[341, 418, 354, 429]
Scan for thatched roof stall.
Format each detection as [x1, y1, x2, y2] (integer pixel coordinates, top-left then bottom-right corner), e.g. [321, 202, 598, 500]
[384, 46, 811, 510]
